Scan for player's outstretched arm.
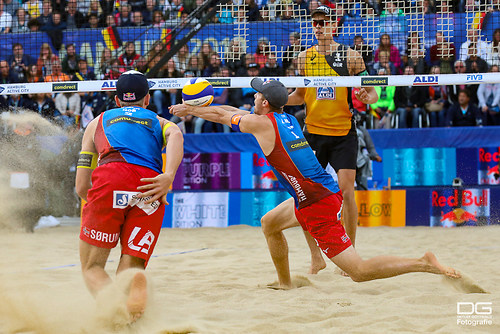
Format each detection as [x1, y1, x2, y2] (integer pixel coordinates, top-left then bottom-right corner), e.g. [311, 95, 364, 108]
[170, 104, 237, 127]
[75, 117, 100, 201]
[137, 120, 184, 205]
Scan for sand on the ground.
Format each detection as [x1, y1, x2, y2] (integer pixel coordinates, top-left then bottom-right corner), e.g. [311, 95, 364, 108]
[0, 224, 499, 334]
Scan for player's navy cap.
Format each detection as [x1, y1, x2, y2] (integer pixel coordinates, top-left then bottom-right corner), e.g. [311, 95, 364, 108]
[311, 6, 334, 18]
[250, 78, 288, 109]
[116, 70, 149, 102]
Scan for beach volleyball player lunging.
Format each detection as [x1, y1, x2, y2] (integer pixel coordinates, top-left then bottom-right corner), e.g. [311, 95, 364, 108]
[76, 70, 183, 321]
[170, 78, 460, 289]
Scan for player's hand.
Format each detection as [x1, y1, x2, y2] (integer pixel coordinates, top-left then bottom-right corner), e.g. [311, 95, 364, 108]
[169, 104, 190, 117]
[354, 87, 370, 103]
[136, 172, 175, 205]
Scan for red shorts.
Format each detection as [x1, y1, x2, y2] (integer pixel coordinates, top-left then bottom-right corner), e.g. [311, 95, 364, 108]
[80, 162, 165, 267]
[295, 193, 352, 258]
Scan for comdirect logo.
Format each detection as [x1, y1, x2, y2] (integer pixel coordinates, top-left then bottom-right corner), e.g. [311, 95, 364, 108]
[53, 83, 78, 91]
[206, 78, 231, 87]
[457, 302, 493, 326]
[361, 77, 388, 86]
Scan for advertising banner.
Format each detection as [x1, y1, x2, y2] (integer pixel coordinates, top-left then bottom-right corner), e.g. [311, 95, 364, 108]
[430, 188, 490, 227]
[355, 190, 406, 227]
[383, 148, 456, 186]
[171, 192, 229, 228]
[172, 153, 240, 190]
[239, 191, 291, 226]
[478, 147, 500, 185]
[252, 152, 282, 189]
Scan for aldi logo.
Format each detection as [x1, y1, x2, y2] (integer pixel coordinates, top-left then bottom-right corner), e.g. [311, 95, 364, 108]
[413, 75, 438, 85]
[101, 81, 116, 90]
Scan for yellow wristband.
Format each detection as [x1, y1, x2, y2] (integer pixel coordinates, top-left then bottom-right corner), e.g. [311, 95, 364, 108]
[77, 151, 98, 169]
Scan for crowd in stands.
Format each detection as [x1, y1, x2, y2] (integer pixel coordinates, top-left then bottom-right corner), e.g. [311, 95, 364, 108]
[1, 0, 500, 132]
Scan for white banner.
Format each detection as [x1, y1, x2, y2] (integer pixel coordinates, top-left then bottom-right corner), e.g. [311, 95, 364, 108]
[171, 192, 229, 228]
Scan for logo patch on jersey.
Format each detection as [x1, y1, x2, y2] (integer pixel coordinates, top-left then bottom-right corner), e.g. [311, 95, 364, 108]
[123, 92, 136, 101]
[106, 116, 153, 128]
[286, 138, 310, 152]
[316, 87, 336, 100]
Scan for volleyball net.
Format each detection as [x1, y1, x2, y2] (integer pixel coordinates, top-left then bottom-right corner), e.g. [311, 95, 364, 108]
[0, 0, 499, 96]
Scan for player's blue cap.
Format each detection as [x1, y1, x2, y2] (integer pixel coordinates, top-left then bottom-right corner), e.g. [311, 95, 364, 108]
[116, 70, 149, 102]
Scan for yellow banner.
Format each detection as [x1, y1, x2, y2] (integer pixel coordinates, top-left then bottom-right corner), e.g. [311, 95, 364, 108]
[355, 190, 406, 227]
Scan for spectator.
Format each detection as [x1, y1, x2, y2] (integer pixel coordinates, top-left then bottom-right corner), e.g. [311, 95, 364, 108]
[374, 34, 401, 73]
[94, 47, 113, 79]
[464, 43, 489, 74]
[7, 43, 34, 83]
[265, 0, 280, 20]
[352, 35, 374, 74]
[278, 4, 295, 21]
[11, 7, 29, 33]
[87, 0, 102, 18]
[134, 56, 148, 73]
[142, 0, 156, 25]
[245, 0, 260, 21]
[131, 10, 147, 26]
[186, 54, 203, 78]
[28, 17, 42, 31]
[65, 0, 86, 29]
[41, 11, 66, 50]
[447, 60, 473, 105]
[153, 58, 180, 115]
[446, 89, 483, 127]
[103, 13, 115, 27]
[36, 0, 52, 27]
[202, 53, 222, 77]
[394, 65, 429, 128]
[44, 59, 70, 82]
[173, 43, 189, 74]
[355, 124, 382, 190]
[82, 13, 100, 28]
[36, 42, 59, 77]
[259, 52, 284, 76]
[198, 41, 215, 70]
[128, 0, 146, 12]
[372, 50, 397, 75]
[225, 37, 247, 76]
[161, 0, 183, 21]
[23, 0, 42, 18]
[104, 58, 125, 79]
[3, 0, 20, 16]
[62, 43, 81, 76]
[425, 66, 447, 127]
[5, 94, 33, 113]
[26, 64, 44, 82]
[54, 92, 81, 128]
[405, 31, 427, 74]
[477, 65, 500, 125]
[369, 68, 396, 129]
[72, 59, 96, 81]
[151, 10, 164, 27]
[216, 4, 234, 23]
[379, 2, 405, 34]
[99, 0, 114, 17]
[0, 60, 14, 84]
[51, 0, 67, 13]
[459, 29, 489, 62]
[76, 0, 91, 16]
[145, 40, 167, 75]
[487, 28, 500, 67]
[118, 41, 141, 69]
[254, 37, 270, 68]
[23, 93, 57, 119]
[0, 0, 13, 33]
[283, 32, 305, 71]
[115, 3, 133, 27]
[429, 31, 456, 74]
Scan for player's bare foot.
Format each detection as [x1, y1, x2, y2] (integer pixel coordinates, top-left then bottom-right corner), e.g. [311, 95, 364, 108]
[126, 272, 148, 323]
[422, 252, 461, 279]
[309, 259, 326, 274]
[267, 281, 295, 290]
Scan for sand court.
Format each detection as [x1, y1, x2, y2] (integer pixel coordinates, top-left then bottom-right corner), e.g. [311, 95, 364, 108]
[0, 223, 499, 333]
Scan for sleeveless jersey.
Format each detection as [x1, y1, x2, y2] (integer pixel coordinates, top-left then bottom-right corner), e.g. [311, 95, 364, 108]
[94, 106, 164, 173]
[265, 112, 340, 209]
[304, 44, 352, 136]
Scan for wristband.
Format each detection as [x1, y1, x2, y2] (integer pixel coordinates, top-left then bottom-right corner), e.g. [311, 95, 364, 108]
[231, 114, 243, 132]
[77, 151, 98, 169]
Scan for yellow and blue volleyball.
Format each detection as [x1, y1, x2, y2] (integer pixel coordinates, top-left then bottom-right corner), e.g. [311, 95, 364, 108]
[182, 78, 214, 106]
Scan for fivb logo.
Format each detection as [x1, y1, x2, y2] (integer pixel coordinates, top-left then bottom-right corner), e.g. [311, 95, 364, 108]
[457, 302, 493, 326]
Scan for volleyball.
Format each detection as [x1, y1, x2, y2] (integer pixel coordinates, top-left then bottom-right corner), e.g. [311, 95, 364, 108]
[182, 78, 214, 107]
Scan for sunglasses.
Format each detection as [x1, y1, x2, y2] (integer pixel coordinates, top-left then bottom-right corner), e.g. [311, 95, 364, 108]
[312, 19, 329, 27]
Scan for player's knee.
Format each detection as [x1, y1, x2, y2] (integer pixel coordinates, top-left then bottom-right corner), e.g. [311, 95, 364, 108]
[345, 264, 369, 282]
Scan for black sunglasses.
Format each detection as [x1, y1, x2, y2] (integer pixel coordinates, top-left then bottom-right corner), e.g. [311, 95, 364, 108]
[312, 19, 329, 27]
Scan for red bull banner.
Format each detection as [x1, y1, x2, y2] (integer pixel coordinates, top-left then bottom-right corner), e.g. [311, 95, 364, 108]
[355, 190, 406, 227]
[171, 153, 241, 190]
[430, 188, 490, 227]
[253, 152, 281, 189]
[478, 147, 500, 185]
